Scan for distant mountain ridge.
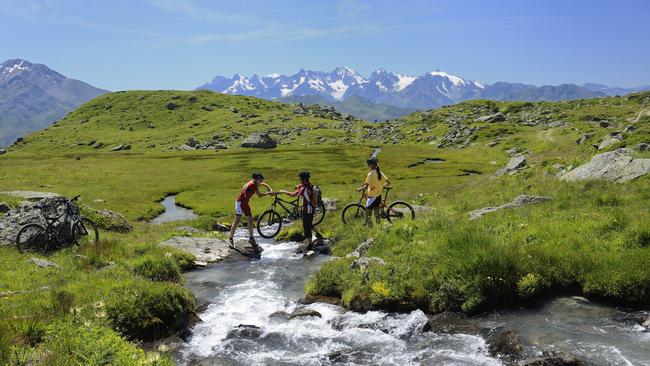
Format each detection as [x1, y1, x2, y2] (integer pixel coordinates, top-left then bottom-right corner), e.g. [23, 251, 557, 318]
[0, 59, 107, 147]
[198, 67, 650, 119]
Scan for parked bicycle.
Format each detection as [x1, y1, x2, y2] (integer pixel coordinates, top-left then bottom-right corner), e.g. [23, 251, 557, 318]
[256, 194, 326, 238]
[15, 195, 99, 253]
[341, 187, 415, 224]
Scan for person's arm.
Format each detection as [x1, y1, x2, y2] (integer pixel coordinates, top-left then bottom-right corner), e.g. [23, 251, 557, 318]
[383, 174, 392, 188]
[256, 182, 273, 197]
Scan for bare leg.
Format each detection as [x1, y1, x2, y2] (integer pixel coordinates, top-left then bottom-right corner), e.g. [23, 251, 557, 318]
[229, 215, 242, 242]
[373, 206, 381, 224]
[365, 207, 373, 227]
[246, 215, 254, 239]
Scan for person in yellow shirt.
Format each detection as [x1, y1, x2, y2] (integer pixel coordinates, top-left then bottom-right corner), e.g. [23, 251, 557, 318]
[357, 157, 391, 226]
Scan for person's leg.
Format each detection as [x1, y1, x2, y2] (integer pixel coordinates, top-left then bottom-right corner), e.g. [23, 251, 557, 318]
[303, 213, 313, 248]
[230, 201, 243, 243]
[373, 205, 381, 224]
[246, 215, 254, 240]
[365, 197, 375, 227]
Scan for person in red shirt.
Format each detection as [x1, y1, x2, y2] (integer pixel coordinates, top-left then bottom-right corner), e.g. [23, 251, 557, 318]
[229, 172, 272, 250]
[271, 171, 318, 252]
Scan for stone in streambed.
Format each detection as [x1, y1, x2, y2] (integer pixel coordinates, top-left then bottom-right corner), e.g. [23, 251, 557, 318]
[288, 307, 322, 320]
[225, 324, 262, 340]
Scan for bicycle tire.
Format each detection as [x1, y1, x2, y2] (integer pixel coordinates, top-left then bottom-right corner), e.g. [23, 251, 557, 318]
[313, 201, 326, 226]
[73, 217, 99, 246]
[16, 224, 48, 253]
[257, 209, 282, 238]
[341, 203, 366, 225]
[387, 201, 416, 222]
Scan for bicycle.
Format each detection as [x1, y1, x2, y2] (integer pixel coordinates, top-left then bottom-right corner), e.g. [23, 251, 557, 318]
[341, 187, 415, 224]
[256, 194, 326, 238]
[15, 195, 99, 253]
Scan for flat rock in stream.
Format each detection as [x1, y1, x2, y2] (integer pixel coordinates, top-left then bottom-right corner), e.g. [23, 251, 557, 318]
[289, 307, 322, 320]
[518, 352, 592, 366]
[159, 237, 258, 264]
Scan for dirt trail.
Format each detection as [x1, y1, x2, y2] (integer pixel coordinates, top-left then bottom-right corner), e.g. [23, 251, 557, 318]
[633, 108, 650, 123]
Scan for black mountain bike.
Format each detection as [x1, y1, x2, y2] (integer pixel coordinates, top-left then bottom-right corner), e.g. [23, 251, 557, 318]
[341, 187, 415, 224]
[15, 196, 99, 253]
[257, 195, 326, 238]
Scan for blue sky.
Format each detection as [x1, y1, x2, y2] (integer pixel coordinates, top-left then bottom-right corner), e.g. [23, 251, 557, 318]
[1, 0, 649, 90]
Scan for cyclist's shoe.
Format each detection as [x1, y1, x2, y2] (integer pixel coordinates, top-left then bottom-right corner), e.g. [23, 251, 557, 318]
[248, 237, 257, 246]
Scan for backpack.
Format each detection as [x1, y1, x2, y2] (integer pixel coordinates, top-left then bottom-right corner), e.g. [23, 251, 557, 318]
[313, 185, 323, 205]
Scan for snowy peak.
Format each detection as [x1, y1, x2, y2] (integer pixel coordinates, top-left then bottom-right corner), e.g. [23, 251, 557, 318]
[1, 59, 32, 75]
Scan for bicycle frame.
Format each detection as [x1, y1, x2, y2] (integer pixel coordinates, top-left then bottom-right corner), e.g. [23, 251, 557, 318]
[38, 200, 79, 246]
[270, 195, 302, 219]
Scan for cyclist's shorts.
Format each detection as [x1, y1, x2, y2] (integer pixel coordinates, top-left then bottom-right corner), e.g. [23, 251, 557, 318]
[366, 196, 381, 209]
[235, 200, 252, 216]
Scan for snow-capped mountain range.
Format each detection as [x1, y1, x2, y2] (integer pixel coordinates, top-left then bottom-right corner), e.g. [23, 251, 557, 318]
[197, 66, 636, 111]
[198, 67, 489, 110]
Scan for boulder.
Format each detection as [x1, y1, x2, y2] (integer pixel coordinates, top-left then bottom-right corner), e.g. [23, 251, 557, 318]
[84, 208, 132, 232]
[469, 195, 553, 220]
[634, 142, 650, 152]
[299, 294, 341, 306]
[560, 148, 650, 182]
[346, 239, 374, 258]
[350, 256, 385, 270]
[475, 112, 506, 123]
[268, 311, 291, 322]
[241, 133, 277, 149]
[0, 191, 60, 201]
[518, 352, 591, 366]
[288, 307, 322, 320]
[225, 324, 262, 340]
[0, 196, 72, 246]
[494, 155, 527, 176]
[111, 144, 131, 152]
[186, 137, 199, 147]
[0, 202, 10, 213]
[0, 148, 6, 155]
[484, 327, 524, 359]
[575, 133, 594, 145]
[160, 236, 257, 264]
[595, 135, 622, 150]
[166, 102, 179, 110]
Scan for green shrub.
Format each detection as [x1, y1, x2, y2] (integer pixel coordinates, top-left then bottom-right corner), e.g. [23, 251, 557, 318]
[132, 255, 182, 282]
[276, 225, 305, 242]
[516, 273, 550, 299]
[166, 249, 196, 271]
[40, 319, 172, 365]
[106, 280, 195, 340]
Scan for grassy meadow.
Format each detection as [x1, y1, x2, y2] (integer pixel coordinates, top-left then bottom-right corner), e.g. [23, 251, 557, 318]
[0, 90, 649, 364]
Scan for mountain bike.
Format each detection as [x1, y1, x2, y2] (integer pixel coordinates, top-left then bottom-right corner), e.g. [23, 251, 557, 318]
[256, 194, 326, 238]
[341, 187, 415, 224]
[15, 195, 99, 253]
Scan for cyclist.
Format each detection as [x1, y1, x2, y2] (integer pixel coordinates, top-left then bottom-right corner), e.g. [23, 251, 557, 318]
[357, 157, 391, 227]
[229, 172, 272, 251]
[271, 171, 318, 253]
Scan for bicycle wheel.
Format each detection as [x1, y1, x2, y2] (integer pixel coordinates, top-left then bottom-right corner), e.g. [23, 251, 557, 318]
[387, 201, 416, 222]
[341, 203, 366, 225]
[313, 202, 326, 226]
[73, 217, 99, 246]
[257, 210, 282, 238]
[16, 224, 48, 253]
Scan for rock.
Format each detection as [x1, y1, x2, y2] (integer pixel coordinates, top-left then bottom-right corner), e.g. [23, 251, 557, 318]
[230, 107, 238, 113]
[350, 256, 385, 270]
[346, 239, 374, 258]
[186, 137, 199, 147]
[225, 324, 262, 340]
[93, 142, 104, 149]
[598, 120, 611, 128]
[484, 327, 524, 359]
[476, 112, 506, 123]
[0, 196, 73, 246]
[423, 312, 481, 334]
[0, 148, 6, 155]
[518, 352, 591, 366]
[634, 142, 650, 152]
[15, 137, 24, 144]
[493, 155, 527, 176]
[268, 311, 291, 322]
[505, 147, 519, 156]
[0, 191, 60, 201]
[288, 307, 322, 320]
[160, 236, 257, 264]
[0, 203, 10, 213]
[560, 148, 650, 183]
[469, 195, 553, 220]
[178, 144, 195, 151]
[166, 102, 179, 110]
[29, 257, 62, 269]
[322, 198, 338, 210]
[241, 133, 277, 149]
[111, 144, 131, 152]
[575, 133, 594, 145]
[299, 294, 341, 306]
[201, 105, 214, 111]
[595, 135, 622, 150]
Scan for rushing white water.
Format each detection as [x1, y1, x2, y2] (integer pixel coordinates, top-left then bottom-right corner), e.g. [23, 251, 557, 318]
[177, 227, 650, 366]
[179, 228, 498, 365]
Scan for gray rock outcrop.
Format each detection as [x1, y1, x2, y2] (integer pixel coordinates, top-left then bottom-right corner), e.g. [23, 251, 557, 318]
[560, 148, 650, 182]
[475, 112, 506, 123]
[159, 237, 259, 265]
[494, 155, 527, 176]
[469, 195, 553, 220]
[241, 133, 277, 149]
[0, 196, 74, 245]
